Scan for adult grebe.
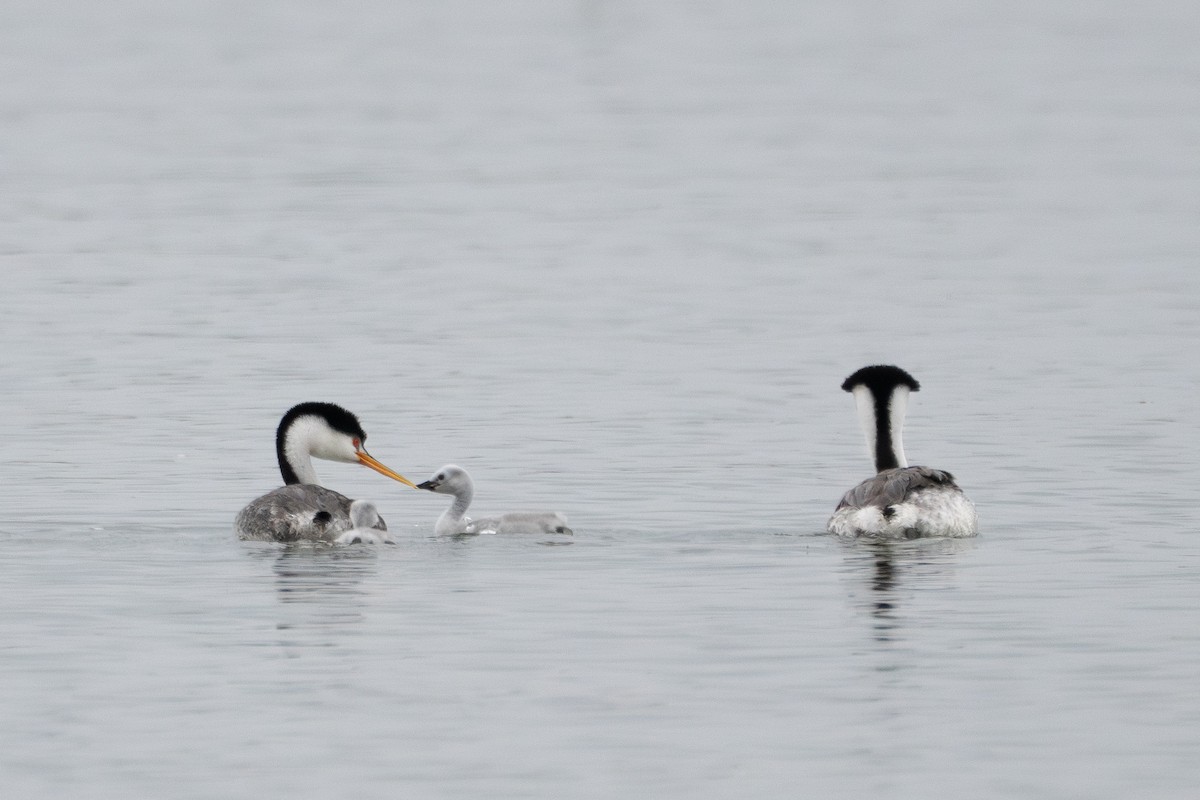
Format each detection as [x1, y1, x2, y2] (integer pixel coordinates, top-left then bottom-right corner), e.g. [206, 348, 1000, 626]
[416, 464, 572, 536]
[827, 366, 977, 539]
[235, 402, 416, 542]
[334, 500, 395, 545]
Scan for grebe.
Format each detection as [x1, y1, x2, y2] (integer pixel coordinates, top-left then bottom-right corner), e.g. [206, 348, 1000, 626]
[827, 366, 977, 539]
[416, 464, 572, 536]
[334, 500, 395, 545]
[235, 402, 416, 542]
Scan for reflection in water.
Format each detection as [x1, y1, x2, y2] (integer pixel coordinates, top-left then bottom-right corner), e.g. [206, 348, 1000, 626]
[868, 542, 898, 627]
[244, 544, 382, 650]
[272, 545, 378, 603]
[840, 538, 977, 644]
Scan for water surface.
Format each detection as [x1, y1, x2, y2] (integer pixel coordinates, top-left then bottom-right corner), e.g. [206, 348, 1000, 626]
[2, 1, 1199, 797]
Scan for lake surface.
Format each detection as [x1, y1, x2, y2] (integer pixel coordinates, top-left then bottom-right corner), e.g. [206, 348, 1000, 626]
[3, 1, 1199, 797]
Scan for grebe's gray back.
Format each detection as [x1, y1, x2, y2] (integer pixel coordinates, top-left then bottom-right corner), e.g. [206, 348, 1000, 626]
[827, 366, 977, 539]
[416, 464, 572, 536]
[235, 402, 416, 542]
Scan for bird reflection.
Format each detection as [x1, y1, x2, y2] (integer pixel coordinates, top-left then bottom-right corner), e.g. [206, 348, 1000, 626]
[273, 546, 375, 601]
[852, 540, 903, 641]
[244, 544, 381, 651]
[840, 537, 976, 644]
[868, 542, 898, 620]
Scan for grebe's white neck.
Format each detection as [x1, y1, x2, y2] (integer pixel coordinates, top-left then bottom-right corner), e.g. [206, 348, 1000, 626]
[851, 383, 910, 472]
[279, 415, 359, 485]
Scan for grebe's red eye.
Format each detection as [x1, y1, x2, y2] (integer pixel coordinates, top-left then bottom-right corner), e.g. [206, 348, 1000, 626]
[353, 438, 361, 449]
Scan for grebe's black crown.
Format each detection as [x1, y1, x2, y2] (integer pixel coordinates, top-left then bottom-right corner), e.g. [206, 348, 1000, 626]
[277, 402, 368, 441]
[840, 365, 921, 395]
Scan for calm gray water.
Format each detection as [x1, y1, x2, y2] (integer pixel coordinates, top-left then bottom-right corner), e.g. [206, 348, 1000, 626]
[3, 1, 1199, 797]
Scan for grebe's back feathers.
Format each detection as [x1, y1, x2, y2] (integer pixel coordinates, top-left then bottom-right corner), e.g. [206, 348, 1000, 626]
[236, 484, 387, 542]
[465, 511, 572, 536]
[835, 466, 960, 512]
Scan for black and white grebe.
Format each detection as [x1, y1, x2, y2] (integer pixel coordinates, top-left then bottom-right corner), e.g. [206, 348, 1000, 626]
[827, 366, 977, 539]
[235, 402, 416, 542]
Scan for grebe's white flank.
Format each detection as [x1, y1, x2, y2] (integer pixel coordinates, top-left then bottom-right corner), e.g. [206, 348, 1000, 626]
[828, 366, 977, 539]
[416, 464, 573, 536]
[234, 402, 416, 542]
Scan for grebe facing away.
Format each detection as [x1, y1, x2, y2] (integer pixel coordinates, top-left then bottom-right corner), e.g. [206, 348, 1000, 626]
[827, 366, 977, 539]
[416, 464, 573, 536]
[235, 402, 416, 542]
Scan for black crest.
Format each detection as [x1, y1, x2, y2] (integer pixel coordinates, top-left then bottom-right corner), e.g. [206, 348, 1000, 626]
[841, 365, 921, 395]
[277, 402, 367, 440]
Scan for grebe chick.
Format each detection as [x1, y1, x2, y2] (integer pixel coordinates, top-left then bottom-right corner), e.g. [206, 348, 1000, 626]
[416, 464, 572, 536]
[334, 500, 395, 545]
